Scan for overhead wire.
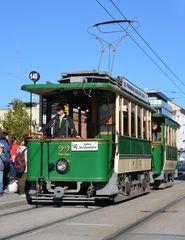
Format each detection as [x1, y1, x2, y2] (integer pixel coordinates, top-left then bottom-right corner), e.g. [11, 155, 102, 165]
[95, 0, 185, 95]
[110, 0, 185, 88]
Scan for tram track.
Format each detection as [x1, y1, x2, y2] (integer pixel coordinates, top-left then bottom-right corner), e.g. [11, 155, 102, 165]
[0, 204, 102, 240]
[2, 194, 185, 240]
[0, 206, 37, 218]
[103, 193, 185, 240]
[1, 179, 185, 240]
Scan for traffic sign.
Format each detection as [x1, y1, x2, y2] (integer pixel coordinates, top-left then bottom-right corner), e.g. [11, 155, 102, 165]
[29, 71, 40, 83]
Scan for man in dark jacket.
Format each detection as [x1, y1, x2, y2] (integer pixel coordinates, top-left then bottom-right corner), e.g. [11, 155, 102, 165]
[38, 104, 79, 138]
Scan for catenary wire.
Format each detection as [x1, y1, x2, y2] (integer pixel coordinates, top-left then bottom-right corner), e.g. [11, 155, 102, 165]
[110, 0, 185, 88]
[95, 0, 185, 95]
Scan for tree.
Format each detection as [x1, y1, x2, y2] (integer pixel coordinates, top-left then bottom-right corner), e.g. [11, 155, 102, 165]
[0, 98, 30, 143]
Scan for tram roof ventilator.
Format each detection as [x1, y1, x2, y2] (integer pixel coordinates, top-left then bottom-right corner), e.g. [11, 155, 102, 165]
[59, 70, 122, 87]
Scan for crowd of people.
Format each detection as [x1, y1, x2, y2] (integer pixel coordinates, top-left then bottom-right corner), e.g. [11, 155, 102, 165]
[0, 132, 29, 196]
[0, 104, 80, 196]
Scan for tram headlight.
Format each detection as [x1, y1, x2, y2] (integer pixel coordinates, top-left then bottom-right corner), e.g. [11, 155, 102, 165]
[56, 159, 69, 174]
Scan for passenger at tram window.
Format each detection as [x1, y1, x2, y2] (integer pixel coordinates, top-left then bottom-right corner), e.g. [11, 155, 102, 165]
[98, 103, 115, 133]
[37, 104, 80, 138]
[152, 123, 161, 141]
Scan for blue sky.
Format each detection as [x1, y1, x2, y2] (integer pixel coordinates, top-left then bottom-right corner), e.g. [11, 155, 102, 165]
[1, 0, 185, 108]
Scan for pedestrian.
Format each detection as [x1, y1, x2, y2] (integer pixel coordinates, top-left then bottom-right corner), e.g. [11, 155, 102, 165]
[16, 137, 29, 195]
[37, 104, 80, 138]
[0, 132, 10, 162]
[0, 133, 10, 191]
[0, 143, 9, 194]
[9, 137, 18, 179]
[0, 145, 5, 195]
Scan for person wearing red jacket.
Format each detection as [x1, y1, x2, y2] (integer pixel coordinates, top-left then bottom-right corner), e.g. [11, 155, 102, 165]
[9, 137, 18, 179]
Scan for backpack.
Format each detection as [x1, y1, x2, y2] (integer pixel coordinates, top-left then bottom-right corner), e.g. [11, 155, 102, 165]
[14, 148, 26, 173]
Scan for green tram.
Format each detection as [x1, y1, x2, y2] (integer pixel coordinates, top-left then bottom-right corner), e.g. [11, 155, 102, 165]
[151, 113, 179, 188]
[21, 71, 160, 204]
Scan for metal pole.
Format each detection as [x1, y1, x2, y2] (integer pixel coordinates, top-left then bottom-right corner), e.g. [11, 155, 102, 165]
[78, 107, 81, 136]
[29, 92, 32, 136]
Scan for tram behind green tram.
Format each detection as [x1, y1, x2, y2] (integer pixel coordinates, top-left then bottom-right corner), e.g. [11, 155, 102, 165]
[151, 113, 179, 188]
[21, 71, 178, 205]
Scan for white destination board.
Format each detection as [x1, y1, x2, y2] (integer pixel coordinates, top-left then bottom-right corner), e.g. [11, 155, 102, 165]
[71, 142, 98, 151]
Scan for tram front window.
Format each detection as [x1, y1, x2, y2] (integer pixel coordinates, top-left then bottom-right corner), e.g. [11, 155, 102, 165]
[152, 122, 162, 142]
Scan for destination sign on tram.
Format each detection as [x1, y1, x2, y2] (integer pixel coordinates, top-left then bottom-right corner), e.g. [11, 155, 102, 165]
[71, 142, 98, 151]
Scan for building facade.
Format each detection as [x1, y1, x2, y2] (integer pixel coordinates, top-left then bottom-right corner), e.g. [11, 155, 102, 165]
[168, 101, 185, 161]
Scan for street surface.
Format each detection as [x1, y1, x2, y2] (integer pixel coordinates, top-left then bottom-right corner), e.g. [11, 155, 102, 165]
[0, 175, 185, 240]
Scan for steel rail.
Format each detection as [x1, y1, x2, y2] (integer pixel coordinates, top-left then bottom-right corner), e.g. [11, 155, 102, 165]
[0, 205, 102, 240]
[103, 193, 185, 240]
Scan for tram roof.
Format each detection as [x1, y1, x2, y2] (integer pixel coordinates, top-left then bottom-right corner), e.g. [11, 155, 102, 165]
[152, 113, 180, 128]
[21, 71, 154, 110]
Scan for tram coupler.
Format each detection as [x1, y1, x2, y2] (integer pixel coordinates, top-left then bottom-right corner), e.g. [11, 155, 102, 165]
[54, 186, 68, 198]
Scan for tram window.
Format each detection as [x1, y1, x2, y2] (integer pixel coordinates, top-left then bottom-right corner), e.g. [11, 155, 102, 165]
[172, 129, 176, 146]
[152, 122, 162, 142]
[169, 127, 172, 145]
[166, 126, 169, 144]
[123, 99, 129, 136]
[138, 106, 141, 138]
[119, 97, 123, 135]
[131, 102, 135, 137]
[72, 107, 87, 139]
[148, 111, 152, 141]
[143, 109, 147, 139]
[97, 93, 115, 135]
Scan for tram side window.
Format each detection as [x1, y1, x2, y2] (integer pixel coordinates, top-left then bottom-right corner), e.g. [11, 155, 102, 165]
[172, 129, 176, 146]
[143, 110, 147, 139]
[167, 127, 176, 146]
[138, 106, 141, 138]
[169, 127, 172, 145]
[123, 99, 129, 136]
[119, 97, 123, 135]
[131, 102, 136, 137]
[166, 125, 170, 144]
[97, 102, 115, 134]
[148, 111, 152, 141]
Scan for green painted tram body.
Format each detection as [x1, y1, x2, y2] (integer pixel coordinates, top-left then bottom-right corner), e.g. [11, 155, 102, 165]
[21, 71, 164, 204]
[27, 138, 112, 182]
[151, 114, 179, 188]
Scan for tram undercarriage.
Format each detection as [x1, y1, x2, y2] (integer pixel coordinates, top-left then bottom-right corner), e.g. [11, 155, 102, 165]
[152, 170, 175, 189]
[26, 170, 151, 206]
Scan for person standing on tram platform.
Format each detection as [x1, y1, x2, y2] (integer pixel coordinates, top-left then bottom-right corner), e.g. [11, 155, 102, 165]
[37, 104, 80, 138]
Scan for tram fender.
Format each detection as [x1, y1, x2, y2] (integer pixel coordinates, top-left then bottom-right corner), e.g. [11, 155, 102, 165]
[96, 172, 118, 195]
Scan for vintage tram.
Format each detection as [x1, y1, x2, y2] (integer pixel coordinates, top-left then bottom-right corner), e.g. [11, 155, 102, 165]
[151, 113, 179, 188]
[21, 71, 178, 205]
